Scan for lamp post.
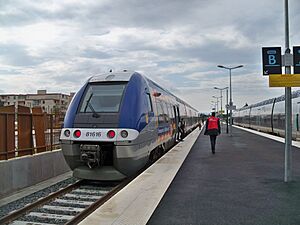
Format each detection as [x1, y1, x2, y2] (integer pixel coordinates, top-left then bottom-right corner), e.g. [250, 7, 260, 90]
[214, 87, 228, 115]
[211, 101, 217, 112]
[217, 65, 243, 136]
[212, 96, 221, 114]
[214, 86, 229, 133]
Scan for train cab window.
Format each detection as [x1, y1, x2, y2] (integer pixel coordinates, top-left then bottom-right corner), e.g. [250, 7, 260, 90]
[79, 83, 127, 113]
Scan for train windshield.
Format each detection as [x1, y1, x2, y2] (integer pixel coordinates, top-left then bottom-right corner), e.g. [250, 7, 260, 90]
[79, 83, 127, 113]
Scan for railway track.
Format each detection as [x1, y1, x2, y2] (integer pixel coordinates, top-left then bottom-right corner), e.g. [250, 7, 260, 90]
[0, 179, 131, 225]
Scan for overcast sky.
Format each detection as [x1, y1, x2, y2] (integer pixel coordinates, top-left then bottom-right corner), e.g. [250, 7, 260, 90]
[0, 0, 299, 112]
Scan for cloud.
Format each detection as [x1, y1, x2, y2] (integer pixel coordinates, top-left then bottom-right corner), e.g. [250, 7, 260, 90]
[81, 49, 112, 59]
[0, 0, 299, 112]
[0, 43, 42, 66]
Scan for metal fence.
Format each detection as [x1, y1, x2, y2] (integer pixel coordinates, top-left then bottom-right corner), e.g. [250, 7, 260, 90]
[0, 105, 62, 160]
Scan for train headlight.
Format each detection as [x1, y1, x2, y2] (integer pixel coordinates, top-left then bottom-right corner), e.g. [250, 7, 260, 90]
[107, 130, 115, 138]
[120, 130, 128, 138]
[64, 129, 71, 137]
[74, 130, 81, 138]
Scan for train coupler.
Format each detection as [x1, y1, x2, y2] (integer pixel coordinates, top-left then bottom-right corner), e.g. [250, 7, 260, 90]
[80, 144, 102, 169]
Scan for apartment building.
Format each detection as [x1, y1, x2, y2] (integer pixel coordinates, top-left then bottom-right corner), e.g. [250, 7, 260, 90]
[0, 90, 74, 114]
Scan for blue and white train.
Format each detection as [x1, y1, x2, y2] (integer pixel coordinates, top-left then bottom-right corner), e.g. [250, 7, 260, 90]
[60, 71, 199, 180]
[233, 90, 300, 140]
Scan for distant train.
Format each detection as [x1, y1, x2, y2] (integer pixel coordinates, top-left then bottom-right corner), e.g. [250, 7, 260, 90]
[233, 90, 300, 140]
[60, 71, 199, 180]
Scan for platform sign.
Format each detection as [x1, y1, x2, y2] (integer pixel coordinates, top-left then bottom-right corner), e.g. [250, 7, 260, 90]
[262, 47, 282, 75]
[226, 105, 236, 110]
[293, 46, 300, 74]
[269, 74, 300, 87]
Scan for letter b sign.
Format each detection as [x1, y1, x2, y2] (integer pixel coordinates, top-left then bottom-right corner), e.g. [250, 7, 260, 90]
[268, 55, 276, 65]
[262, 47, 282, 75]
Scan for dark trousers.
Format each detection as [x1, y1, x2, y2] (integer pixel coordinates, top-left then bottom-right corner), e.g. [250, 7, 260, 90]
[180, 131, 185, 140]
[210, 135, 217, 152]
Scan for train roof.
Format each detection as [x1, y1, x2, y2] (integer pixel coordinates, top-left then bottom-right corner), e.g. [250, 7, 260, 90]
[89, 70, 134, 83]
[88, 70, 198, 112]
[145, 77, 198, 112]
[237, 89, 300, 111]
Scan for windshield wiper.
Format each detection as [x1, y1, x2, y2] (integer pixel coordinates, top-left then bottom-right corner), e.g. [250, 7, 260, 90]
[84, 93, 100, 118]
[89, 102, 100, 118]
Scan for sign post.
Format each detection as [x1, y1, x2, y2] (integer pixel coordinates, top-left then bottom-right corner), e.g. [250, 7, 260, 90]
[262, 0, 294, 182]
[284, 0, 292, 183]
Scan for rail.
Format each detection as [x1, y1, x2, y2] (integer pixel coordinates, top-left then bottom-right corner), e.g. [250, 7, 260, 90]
[0, 180, 84, 224]
[0, 177, 136, 225]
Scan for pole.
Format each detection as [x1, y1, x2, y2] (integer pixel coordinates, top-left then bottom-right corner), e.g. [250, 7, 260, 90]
[226, 88, 229, 133]
[217, 65, 243, 135]
[229, 68, 233, 136]
[220, 90, 223, 116]
[284, 0, 292, 182]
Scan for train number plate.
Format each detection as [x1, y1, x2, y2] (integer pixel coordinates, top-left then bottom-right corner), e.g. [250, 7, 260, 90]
[85, 131, 101, 138]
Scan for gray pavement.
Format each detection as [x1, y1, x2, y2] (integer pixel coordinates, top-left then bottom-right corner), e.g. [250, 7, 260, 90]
[147, 126, 300, 225]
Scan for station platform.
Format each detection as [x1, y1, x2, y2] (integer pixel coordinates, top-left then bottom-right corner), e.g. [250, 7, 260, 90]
[147, 126, 300, 225]
[77, 125, 300, 225]
[6, 123, 300, 224]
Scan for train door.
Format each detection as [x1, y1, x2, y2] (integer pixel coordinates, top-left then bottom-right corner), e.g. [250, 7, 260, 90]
[271, 98, 276, 134]
[177, 106, 180, 121]
[296, 102, 300, 139]
[173, 106, 180, 140]
[173, 106, 178, 130]
[296, 114, 299, 131]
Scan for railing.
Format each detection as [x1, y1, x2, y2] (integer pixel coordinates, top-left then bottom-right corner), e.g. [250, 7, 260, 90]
[0, 105, 63, 160]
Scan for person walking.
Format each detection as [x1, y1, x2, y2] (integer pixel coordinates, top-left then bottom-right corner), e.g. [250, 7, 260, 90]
[198, 120, 202, 130]
[178, 119, 185, 141]
[204, 112, 221, 154]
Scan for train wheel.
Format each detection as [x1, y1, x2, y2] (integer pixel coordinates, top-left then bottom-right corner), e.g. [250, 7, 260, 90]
[149, 147, 161, 163]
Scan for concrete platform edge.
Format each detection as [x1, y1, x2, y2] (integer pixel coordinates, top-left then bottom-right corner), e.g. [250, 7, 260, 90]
[233, 125, 300, 148]
[0, 149, 70, 198]
[0, 171, 72, 207]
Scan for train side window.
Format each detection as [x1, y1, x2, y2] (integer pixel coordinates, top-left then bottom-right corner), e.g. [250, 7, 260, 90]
[146, 93, 153, 112]
[157, 101, 165, 124]
[169, 104, 174, 119]
[163, 102, 170, 123]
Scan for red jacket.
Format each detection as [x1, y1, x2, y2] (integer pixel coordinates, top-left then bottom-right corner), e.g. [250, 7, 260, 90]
[207, 117, 219, 130]
[204, 116, 221, 136]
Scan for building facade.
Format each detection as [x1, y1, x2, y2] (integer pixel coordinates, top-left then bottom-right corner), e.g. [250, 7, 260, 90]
[0, 90, 74, 115]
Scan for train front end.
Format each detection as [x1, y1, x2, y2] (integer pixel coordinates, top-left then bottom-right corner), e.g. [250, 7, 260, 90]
[60, 72, 146, 181]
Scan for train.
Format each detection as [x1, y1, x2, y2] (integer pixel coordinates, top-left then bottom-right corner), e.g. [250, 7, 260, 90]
[233, 90, 300, 140]
[60, 70, 199, 181]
